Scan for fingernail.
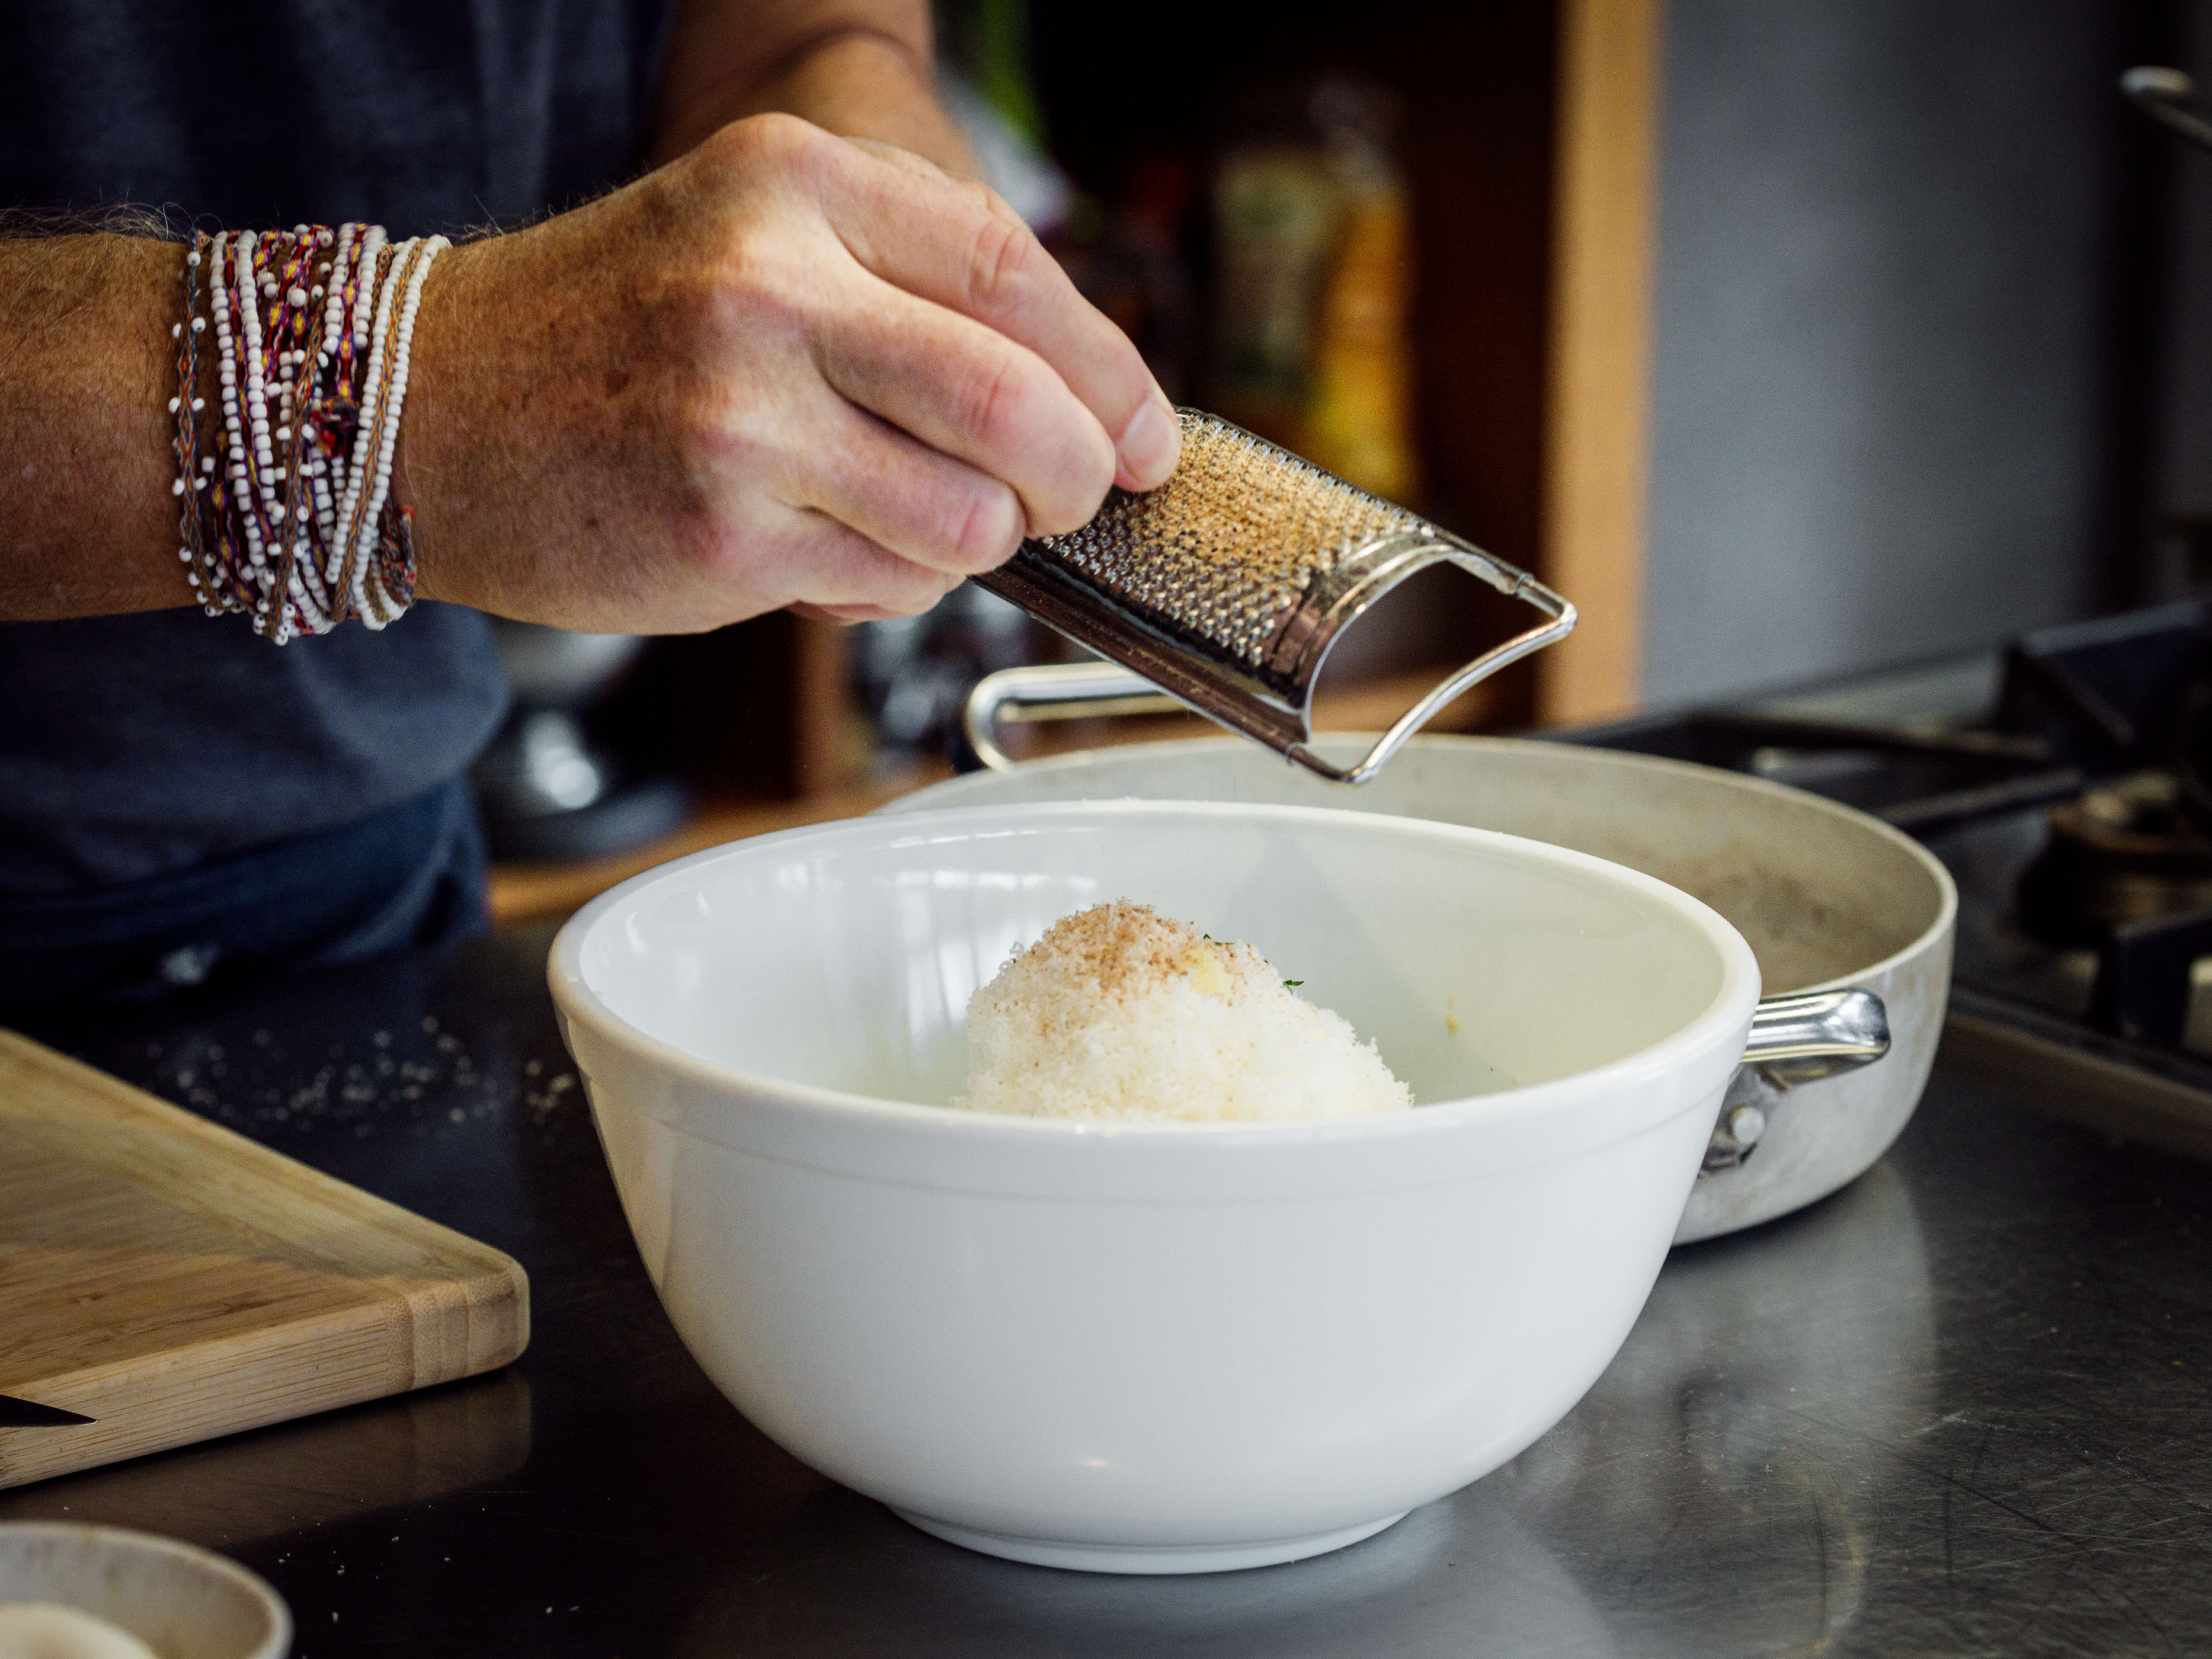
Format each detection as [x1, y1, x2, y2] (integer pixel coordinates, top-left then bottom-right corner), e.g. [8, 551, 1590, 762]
[1118, 399, 1180, 489]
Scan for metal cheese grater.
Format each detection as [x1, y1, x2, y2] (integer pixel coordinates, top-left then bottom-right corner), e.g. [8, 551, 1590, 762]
[974, 409, 1575, 784]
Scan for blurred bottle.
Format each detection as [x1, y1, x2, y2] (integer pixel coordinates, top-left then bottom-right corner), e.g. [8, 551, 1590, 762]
[1303, 81, 1420, 503]
[1210, 78, 1420, 503]
[1212, 139, 1338, 444]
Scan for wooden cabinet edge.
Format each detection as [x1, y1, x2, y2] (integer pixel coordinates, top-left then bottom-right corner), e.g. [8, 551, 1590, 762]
[1538, 0, 1664, 725]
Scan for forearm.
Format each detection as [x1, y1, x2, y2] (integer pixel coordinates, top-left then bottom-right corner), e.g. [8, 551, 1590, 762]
[652, 2, 974, 175]
[0, 235, 192, 620]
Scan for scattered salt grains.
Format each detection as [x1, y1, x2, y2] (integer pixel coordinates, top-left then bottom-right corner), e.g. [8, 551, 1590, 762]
[953, 901, 1412, 1123]
[135, 1010, 535, 1145]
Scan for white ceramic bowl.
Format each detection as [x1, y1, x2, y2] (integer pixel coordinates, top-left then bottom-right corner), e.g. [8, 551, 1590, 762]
[550, 802, 1762, 1573]
[0, 1524, 289, 1658]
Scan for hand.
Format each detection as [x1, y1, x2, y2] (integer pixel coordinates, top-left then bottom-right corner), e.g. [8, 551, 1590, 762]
[399, 113, 1180, 632]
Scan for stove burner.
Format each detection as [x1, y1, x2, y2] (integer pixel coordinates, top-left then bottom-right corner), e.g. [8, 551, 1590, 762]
[2018, 771, 2212, 946]
[1580, 600, 2212, 1063]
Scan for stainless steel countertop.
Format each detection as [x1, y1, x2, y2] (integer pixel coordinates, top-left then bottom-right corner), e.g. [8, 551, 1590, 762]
[5, 925, 2211, 1656]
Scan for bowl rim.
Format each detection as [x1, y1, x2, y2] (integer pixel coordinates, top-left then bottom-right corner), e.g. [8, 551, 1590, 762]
[0, 1522, 290, 1659]
[549, 799, 1763, 1147]
[884, 731, 1960, 1000]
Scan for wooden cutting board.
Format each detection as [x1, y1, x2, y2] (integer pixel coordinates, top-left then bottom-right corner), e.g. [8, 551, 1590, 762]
[0, 1029, 529, 1490]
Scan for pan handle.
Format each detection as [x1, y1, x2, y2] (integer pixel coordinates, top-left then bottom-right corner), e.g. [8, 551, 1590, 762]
[2123, 67, 2212, 151]
[1741, 988, 1890, 1074]
[963, 661, 1177, 771]
[1704, 988, 1890, 1174]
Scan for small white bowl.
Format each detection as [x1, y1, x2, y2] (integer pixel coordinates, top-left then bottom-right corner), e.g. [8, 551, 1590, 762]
[0, 1524, 289, 1658]
[550, 802, 1760, 1573]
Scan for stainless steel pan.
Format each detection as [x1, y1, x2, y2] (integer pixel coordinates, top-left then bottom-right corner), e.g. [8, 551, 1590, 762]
[879, 664, 1956, 1244]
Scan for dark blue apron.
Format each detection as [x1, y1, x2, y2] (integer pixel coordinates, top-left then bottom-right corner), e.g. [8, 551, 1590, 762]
[0, 777, 488, 1020]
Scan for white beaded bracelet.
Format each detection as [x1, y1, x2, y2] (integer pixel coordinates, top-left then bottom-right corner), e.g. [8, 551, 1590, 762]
[175, 222, 447, 642]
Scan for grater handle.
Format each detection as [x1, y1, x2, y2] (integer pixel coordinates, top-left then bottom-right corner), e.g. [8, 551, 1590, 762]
[962, 661, 1176, 771]
[1288, 562, 1576, 784]
[963, 556, 1574, 780]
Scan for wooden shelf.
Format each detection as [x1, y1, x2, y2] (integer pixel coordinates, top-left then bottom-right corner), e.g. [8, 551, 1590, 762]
[1538, 0, 1662, 724]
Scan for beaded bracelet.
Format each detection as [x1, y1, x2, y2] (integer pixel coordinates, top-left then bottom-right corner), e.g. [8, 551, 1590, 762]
[171, 222, 448, 642]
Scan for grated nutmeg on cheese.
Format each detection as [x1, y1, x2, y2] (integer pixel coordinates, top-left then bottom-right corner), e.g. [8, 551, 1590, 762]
[952, 901, 1412, 1123]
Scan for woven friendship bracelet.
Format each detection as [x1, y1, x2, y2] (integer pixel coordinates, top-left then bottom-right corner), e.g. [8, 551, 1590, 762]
[172, 222, 447, 642]
[167, 248, 209, 581]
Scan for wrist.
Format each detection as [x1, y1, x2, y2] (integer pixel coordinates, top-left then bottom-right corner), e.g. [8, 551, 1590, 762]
[390, 238, 478, 607]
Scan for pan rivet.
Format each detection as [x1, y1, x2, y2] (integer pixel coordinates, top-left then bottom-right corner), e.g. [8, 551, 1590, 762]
[1726, 1104, 1768, 1146]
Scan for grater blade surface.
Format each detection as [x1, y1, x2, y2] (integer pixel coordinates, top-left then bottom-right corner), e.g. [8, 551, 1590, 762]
[975, 409, 1574, 784]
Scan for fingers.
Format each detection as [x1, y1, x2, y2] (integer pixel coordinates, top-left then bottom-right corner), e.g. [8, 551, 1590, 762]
[818, 141, 1181, 492]
[769, 510, 962, 617]
[789, 400, 1029, 575]
[816, 287, 1110, 538]
[792, 599, 934, 625]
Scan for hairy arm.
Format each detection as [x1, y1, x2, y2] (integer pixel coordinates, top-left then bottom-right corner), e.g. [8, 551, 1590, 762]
[0, 234, 194, 619]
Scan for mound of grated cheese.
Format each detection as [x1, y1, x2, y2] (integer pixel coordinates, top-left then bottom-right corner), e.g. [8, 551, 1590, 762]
[952, 901, 1413, 1123]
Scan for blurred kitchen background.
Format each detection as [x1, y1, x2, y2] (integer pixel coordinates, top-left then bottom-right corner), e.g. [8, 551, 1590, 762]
[481, 0, 2212, 924]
